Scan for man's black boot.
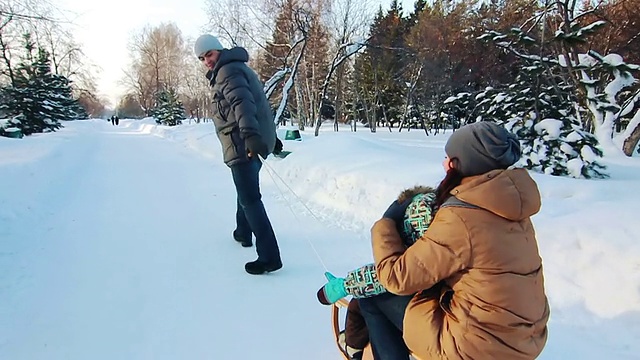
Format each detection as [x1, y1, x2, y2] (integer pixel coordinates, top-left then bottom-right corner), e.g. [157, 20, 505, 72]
[233, 230, 253, 248]
[245, 259, 282, 275]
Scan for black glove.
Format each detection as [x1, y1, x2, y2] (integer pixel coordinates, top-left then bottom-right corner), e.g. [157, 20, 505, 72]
[273, 137, 283, 155]
[245, 134, 268, 158]
[382, 197, 412, 223]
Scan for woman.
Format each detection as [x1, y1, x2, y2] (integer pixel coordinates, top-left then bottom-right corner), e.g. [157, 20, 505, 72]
[359, 122, 549, 360]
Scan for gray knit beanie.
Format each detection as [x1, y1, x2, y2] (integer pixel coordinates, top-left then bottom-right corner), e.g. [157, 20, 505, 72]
[445, 122, 521, 177]
[194, 34, 225, 57]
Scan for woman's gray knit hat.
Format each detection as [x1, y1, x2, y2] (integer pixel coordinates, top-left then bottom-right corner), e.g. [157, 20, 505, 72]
[445, 122, 521, 177]
[194, 34, 225, 57]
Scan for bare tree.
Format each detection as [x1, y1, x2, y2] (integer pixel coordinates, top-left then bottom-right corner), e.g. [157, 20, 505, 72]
[76, 89, 108, 117]
[275, 35, 307, 125]
[181, 40, 214, 122]
[313, 39, 367, 135]
[0, 0, 104, 109]
[397, 64, 424, 133]
[35, 20, 102, 97]
[324, 0, 375, 128]
[204, 0, 275, 52]
[116, 93, 146, 118]
[123, 23, 188, 115]
[201, 0, 377, 132]
[0, 0, 58, 86]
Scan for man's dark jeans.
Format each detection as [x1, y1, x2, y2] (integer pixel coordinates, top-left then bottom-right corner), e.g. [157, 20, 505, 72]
[230, 157, 281, 264]
[358, 292, 413, 360]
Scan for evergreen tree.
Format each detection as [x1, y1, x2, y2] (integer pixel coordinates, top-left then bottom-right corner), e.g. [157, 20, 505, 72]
[0, 35, 86, 135]
[354, 3, 411, 127]
[257, 0, 298, 118]
[151, 88, 185, 126]
[575, 50, 640, 156]
[259, 0, 297, 84]
[407, 0, 428, 25]
[0, 46, 62, 135]
[49, 74, 89, 120]
[443, 28, 607, 179]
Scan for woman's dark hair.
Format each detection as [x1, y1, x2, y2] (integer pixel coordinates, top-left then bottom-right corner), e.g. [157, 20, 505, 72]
[435, 158, 464, 209]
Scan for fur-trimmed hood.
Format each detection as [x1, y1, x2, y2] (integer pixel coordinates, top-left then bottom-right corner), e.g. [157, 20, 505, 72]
[397, 185, 436, 203]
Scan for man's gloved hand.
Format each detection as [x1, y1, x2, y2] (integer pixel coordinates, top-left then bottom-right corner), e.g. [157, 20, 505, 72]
[316, 272, 348, 305]
[273, 137, 283, 155]
[382, 197, 412, 223]
[245, 134, 268, 158]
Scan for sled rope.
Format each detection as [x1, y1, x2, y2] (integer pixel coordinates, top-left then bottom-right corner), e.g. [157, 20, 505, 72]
[258, 155, 329, 272]
[196, 131, 216, 140]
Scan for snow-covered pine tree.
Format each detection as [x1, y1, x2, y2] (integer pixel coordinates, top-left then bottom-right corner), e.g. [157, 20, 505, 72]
[47, 73, 89, 121]
[441, 26, 607, 179]
[0, 86, 37, 135]
[0, 59, 37, 134]
[32, 52, 83, 125]
[504, 64, 606, 178]
[571, 50, 640, 156]
[151, 89, 185, 126]
[69, 99, 89, 120]
[443, 91, 474, 126]
[0, 37, 83, 135]
[0, 49, 62, 135]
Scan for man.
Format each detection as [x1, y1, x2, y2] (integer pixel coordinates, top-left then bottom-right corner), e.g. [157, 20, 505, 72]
[194, 34, 282, 275]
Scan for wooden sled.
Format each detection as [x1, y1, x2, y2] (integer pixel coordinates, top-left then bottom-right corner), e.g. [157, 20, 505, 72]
[331, 298, 424, 360]
[332, 298, 374, 360]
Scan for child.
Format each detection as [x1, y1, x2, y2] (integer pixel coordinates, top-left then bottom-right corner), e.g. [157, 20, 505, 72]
[317, 186, 437, 360]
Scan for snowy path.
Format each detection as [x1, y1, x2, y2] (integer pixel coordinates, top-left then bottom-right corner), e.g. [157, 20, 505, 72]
[2, 119, 639, 359]
[0, 121, 343, 359]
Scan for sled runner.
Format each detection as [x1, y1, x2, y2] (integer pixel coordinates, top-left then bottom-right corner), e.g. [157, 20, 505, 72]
[331, 298, 424, 360]
[332, 298, 374, 360]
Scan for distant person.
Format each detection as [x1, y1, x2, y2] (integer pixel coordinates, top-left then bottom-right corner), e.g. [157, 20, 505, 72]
[114, 115, 120, 126]
[194, 34, 282, 275]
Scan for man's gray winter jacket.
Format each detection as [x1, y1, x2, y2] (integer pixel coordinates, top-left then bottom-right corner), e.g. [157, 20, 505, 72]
[206, 47, 276, 166]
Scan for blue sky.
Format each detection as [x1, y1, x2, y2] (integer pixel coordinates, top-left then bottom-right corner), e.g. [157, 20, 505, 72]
[57, 0, 415, 108]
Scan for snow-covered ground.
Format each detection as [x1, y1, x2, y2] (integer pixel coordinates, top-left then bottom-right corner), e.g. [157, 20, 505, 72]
[1, 118, 638, 359]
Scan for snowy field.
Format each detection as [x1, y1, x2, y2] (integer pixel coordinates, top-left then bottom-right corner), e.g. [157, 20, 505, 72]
[0, 118, 638, 359]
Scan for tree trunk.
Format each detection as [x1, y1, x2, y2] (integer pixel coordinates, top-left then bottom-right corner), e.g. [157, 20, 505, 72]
[421, 117, 429, 136]
[314, 43, 362, 136]
[0, 33, 16, 87]
[335, 63, 344, 126]
[622, 123, 640, 156]
[295, 80, 305, 130]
